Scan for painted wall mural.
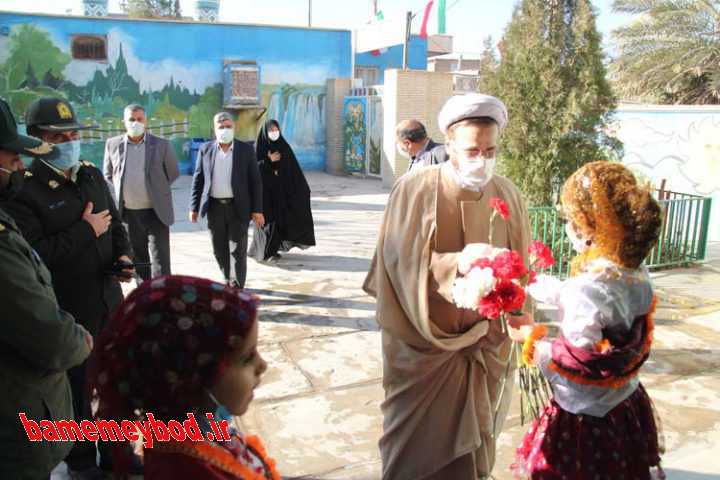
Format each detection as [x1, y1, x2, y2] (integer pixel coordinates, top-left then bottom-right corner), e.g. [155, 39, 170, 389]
[342, 96, 367, 174]
[367, 95, 383, 176]
[612, 106, 720, 241]
[0, 13, 352, 171]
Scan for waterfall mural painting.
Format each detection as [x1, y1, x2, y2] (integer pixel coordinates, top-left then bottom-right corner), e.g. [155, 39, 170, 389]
[0, 13, 351, 171]
[265, 85, 326, 171]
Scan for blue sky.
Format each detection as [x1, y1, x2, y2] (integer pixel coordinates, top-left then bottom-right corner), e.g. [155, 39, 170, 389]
[0, 0, 633, 55]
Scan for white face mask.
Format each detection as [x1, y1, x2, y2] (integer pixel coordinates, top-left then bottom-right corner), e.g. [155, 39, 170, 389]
[565, 222, 590, 253]
[215, 127, 234, 144]
[268, 130, 280, 142]
[397, 143, 411, 160]
[125, 120, 145, 137]
[453, 156, 496, 191]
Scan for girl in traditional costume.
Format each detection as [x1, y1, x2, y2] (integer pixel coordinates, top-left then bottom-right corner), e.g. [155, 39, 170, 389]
[511, 161, 665, 479]
[89, 275, 279, 480]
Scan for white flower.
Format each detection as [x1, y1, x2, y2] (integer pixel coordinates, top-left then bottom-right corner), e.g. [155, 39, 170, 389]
[458, 243, 495, 275]
[452, 267, 497, 309]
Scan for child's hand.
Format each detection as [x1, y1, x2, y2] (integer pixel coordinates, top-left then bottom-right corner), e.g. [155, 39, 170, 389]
[508, 311, 534, 329]
[508, 325, 535, 342]
[527, 274, 563, 305]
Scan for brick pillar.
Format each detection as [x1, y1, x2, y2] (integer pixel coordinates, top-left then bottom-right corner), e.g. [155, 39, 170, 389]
[382, 69, 454, 187]
[325, 78, 352, 175]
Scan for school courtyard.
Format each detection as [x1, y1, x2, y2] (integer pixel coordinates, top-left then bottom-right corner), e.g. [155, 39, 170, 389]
[54, 172, 720, 480]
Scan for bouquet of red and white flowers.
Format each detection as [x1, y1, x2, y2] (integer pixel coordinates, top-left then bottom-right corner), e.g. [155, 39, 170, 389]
[451, 198, 555, 425]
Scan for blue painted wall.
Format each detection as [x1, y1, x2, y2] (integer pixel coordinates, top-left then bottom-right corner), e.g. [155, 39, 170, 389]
[355, 35, 428, 84]
[0, 12, 353, 171]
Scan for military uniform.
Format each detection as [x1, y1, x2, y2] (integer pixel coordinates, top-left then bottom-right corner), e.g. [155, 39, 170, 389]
[0, 205, 91, 479]
[0, 96, 91, 479]
[4, 160, 130, 336]
[3, 96, 133, 475]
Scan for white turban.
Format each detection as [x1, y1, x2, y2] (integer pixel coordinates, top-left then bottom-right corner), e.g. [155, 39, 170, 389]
[437, 93, 508, 134]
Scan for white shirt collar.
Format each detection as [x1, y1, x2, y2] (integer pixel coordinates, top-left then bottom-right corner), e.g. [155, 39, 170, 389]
[125, 134, 146, 145]
[217, 141, 234, 152]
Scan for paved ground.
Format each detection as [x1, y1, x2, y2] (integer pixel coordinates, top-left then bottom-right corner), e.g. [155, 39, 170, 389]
[54, 173, 720, 479]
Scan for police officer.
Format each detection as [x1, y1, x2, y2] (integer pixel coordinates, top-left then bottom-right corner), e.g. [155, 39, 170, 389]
[2, 97, 134, 478]
[0, 98, 92, 479]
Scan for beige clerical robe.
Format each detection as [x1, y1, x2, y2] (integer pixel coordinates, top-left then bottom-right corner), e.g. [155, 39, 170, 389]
[363, 163, 532, 480]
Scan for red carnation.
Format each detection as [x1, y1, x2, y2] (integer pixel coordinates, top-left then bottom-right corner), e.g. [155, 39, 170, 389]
[529, 240, 555, 269]
[495, 280, 526, 313]
[491, 250, 528, 281]
[478, 291, 503, 320]
[489, 197, 510, 220]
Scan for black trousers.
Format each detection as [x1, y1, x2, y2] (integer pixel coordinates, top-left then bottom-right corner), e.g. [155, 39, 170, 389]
[207, 198, 249, 288]
[123, 208, 171, 281]
[64, 361, 97, 471]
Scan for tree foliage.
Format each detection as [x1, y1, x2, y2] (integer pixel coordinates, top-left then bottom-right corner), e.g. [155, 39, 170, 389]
[610, 0, 720, 104]
[481, 0, 621, 206]
[123, 0, 182, 19]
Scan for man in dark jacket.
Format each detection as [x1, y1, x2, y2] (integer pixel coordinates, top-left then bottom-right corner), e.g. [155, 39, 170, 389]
[189, 111, 263, 289]
[395, 119, 448, 173]
[3, 97, 133, 478]
[0, 98, 92, 480]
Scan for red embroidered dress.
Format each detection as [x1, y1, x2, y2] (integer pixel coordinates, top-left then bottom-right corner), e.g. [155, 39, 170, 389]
[512, 259, 664, 480]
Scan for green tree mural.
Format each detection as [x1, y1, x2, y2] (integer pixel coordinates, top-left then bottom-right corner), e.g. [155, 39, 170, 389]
[189, 84, 222, 138]
[1, 24, 70, 94]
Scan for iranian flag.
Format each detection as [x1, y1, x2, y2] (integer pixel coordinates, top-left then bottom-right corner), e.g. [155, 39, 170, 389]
[371, 10, 388, 56]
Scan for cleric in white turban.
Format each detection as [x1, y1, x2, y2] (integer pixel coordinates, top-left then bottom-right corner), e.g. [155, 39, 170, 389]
[364, 92, 533, 479]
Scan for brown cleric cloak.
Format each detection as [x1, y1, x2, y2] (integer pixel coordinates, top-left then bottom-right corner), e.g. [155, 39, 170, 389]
[363, 163, 532, 480]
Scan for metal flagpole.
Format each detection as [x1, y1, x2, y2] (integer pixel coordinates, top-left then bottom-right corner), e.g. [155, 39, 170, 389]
[308, 0, 312, 27]
[402, 11, 412, 69]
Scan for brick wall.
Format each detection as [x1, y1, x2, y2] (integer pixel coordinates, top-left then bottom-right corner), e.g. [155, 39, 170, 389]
[324, 78, 352, 175]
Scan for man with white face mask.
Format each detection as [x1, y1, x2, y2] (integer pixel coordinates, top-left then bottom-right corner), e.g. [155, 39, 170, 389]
[189, 112, 264, 289]
[364, 93, 533, 479]
[103, 104, 180, 281]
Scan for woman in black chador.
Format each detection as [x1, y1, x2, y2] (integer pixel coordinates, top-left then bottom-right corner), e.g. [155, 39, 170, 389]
[255, 119, 316, 261]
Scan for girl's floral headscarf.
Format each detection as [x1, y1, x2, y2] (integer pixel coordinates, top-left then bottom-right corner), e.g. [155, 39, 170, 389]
[89, 275, 259, 423]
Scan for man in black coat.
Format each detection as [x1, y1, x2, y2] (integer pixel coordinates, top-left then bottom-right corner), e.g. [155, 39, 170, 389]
[3, 97, 134, 478]
[189, 111, 264, 289]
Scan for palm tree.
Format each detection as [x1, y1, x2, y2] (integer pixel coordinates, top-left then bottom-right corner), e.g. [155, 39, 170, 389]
[610, 0, 720, 104]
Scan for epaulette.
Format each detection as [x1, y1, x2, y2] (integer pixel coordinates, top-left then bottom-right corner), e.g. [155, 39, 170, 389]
[24, 171, 33, 178]
[0, 223, 6, 233]
[81, 161, 95, 168]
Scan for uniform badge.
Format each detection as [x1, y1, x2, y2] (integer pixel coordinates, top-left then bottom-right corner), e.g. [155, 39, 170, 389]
[24, 171, 33, 178]
[57, 102, 73, 120]
[25, 142, 52, 155]
[48, 180, 60, 189]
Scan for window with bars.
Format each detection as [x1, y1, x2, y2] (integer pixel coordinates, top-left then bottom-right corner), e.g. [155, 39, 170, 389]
[355, 66, 379, 88]
[71, 35, 108, 61]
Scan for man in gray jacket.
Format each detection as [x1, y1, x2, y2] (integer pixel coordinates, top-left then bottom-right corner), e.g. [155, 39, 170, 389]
[104, 104, 180, 280]
[0, 98, 91, 479]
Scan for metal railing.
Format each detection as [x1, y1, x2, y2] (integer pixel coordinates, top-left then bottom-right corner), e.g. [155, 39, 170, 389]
[529, 192, 713, 277]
